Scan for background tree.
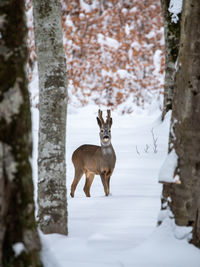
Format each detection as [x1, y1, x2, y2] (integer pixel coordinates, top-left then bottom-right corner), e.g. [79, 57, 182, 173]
[0, 0, 42, 266]
[160, 0, 181, 119]
[33, 0, 68, 234]
[160, 0, 200, 247]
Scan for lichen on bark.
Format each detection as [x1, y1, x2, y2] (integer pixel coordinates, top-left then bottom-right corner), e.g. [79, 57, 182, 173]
[0, 0, 42, 266]
[33, 0, 68, 235]
[160, 0, 200, 248]
[161, 0, 181, 119]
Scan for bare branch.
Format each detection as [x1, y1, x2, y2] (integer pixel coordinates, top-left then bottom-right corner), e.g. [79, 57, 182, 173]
[144, 144, 150, 153]
[151, 128, 158, 153]
[136, 145, 140, 155]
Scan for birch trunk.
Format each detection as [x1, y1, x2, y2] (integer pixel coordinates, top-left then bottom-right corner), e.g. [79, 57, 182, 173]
[161, 0, 200, 248]
[33, 0, 68, 234]
[161, 0, 181, 119]
[0, 1, 42, 266]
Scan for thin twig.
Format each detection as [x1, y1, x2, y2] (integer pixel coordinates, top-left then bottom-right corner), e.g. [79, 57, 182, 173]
[136, 145, 140, 155]
[144, 144, 150, 153]
[151, 128, 158, 153]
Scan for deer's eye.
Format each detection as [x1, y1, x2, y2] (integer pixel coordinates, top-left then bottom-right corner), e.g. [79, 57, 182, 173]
[109, 130, 111, 133]
[101, 129, 104, 133]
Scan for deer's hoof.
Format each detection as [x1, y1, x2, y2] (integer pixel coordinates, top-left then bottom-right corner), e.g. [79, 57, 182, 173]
[70, 192, 74, 198]
[83, 188, 91, 197]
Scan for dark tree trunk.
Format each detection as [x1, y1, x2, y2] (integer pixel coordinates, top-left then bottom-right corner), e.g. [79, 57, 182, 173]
[160, 0, 200, 248]
[0, 1, 42, 266]
[161, 0, 181, 119]
[33, 0, 68, 234]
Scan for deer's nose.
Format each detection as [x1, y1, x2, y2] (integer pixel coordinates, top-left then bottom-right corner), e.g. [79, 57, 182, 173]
[103, 135, 109, 140]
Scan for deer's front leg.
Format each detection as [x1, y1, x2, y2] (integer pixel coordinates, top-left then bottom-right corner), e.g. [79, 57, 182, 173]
[84, 172, 95, 197]
[100, 172, 109, 196]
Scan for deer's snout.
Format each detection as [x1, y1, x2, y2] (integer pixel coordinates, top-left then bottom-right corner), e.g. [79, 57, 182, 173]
[103, 137, 109, 143]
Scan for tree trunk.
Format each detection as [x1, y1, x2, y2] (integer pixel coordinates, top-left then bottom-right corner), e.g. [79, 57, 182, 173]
[161, 0, 181, 119]
[33, 0, 68, 234]
[0, 1, 42, 266]
[160, 0, 200, 248]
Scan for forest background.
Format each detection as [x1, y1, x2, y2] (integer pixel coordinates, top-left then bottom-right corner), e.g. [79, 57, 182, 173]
[26, 0, 165, 112]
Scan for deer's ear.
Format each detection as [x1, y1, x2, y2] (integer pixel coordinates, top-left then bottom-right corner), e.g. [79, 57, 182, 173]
[97, 117, 102, 128]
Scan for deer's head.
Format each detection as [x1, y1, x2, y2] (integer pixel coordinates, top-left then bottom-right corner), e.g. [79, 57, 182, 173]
[97, 109, 113, 146]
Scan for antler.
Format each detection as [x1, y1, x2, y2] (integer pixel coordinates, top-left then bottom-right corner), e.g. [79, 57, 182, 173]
[106, 109, 112, 125]
[98, 109, 105, 124]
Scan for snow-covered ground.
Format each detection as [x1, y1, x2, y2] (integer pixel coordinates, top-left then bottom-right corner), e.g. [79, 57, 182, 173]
[31, 105, 200, 267]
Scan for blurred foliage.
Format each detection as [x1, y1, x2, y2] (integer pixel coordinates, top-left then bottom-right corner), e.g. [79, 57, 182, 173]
[26, 0, 164, 112]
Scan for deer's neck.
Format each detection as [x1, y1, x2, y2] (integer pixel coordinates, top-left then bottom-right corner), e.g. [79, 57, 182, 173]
[101, 143, 114, 156]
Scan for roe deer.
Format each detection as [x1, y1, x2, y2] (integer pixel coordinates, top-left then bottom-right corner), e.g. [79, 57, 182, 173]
[70, 109, 116, 197]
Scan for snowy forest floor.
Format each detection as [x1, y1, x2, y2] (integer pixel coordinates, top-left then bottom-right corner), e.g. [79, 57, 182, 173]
[31, 105, 200, 267]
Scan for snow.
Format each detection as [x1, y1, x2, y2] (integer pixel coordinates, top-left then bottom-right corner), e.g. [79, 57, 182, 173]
[131, 41, 140, 51]
[12, 242, 25, 257]
[153, 50, 162, 75]
[116, 69, 132, 79]
[146, 31, 155, 39]
[64, 16, 74, 29]
[153, 49, 163, 84]
[119, 218, 200, 267]
[98, 34, 120, 49]
[30, 103, 200, 267]
[158, 147, 181, 184]
[125, 24, 130, 35]
[80, 0, 97, 13]
[29, 63, 39, 108]
[168, 0, 183, 23]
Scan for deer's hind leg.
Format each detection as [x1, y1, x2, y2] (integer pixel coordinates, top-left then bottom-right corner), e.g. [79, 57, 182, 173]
[83, 172, 95, 197]
[70, 168, 84, 198]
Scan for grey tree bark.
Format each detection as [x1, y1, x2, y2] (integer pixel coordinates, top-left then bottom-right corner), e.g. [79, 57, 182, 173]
[160, 0, 200, 248]
[33, 0, 68, 234]
[0, 1, 42, 266]
[161, 0, 181, 119]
